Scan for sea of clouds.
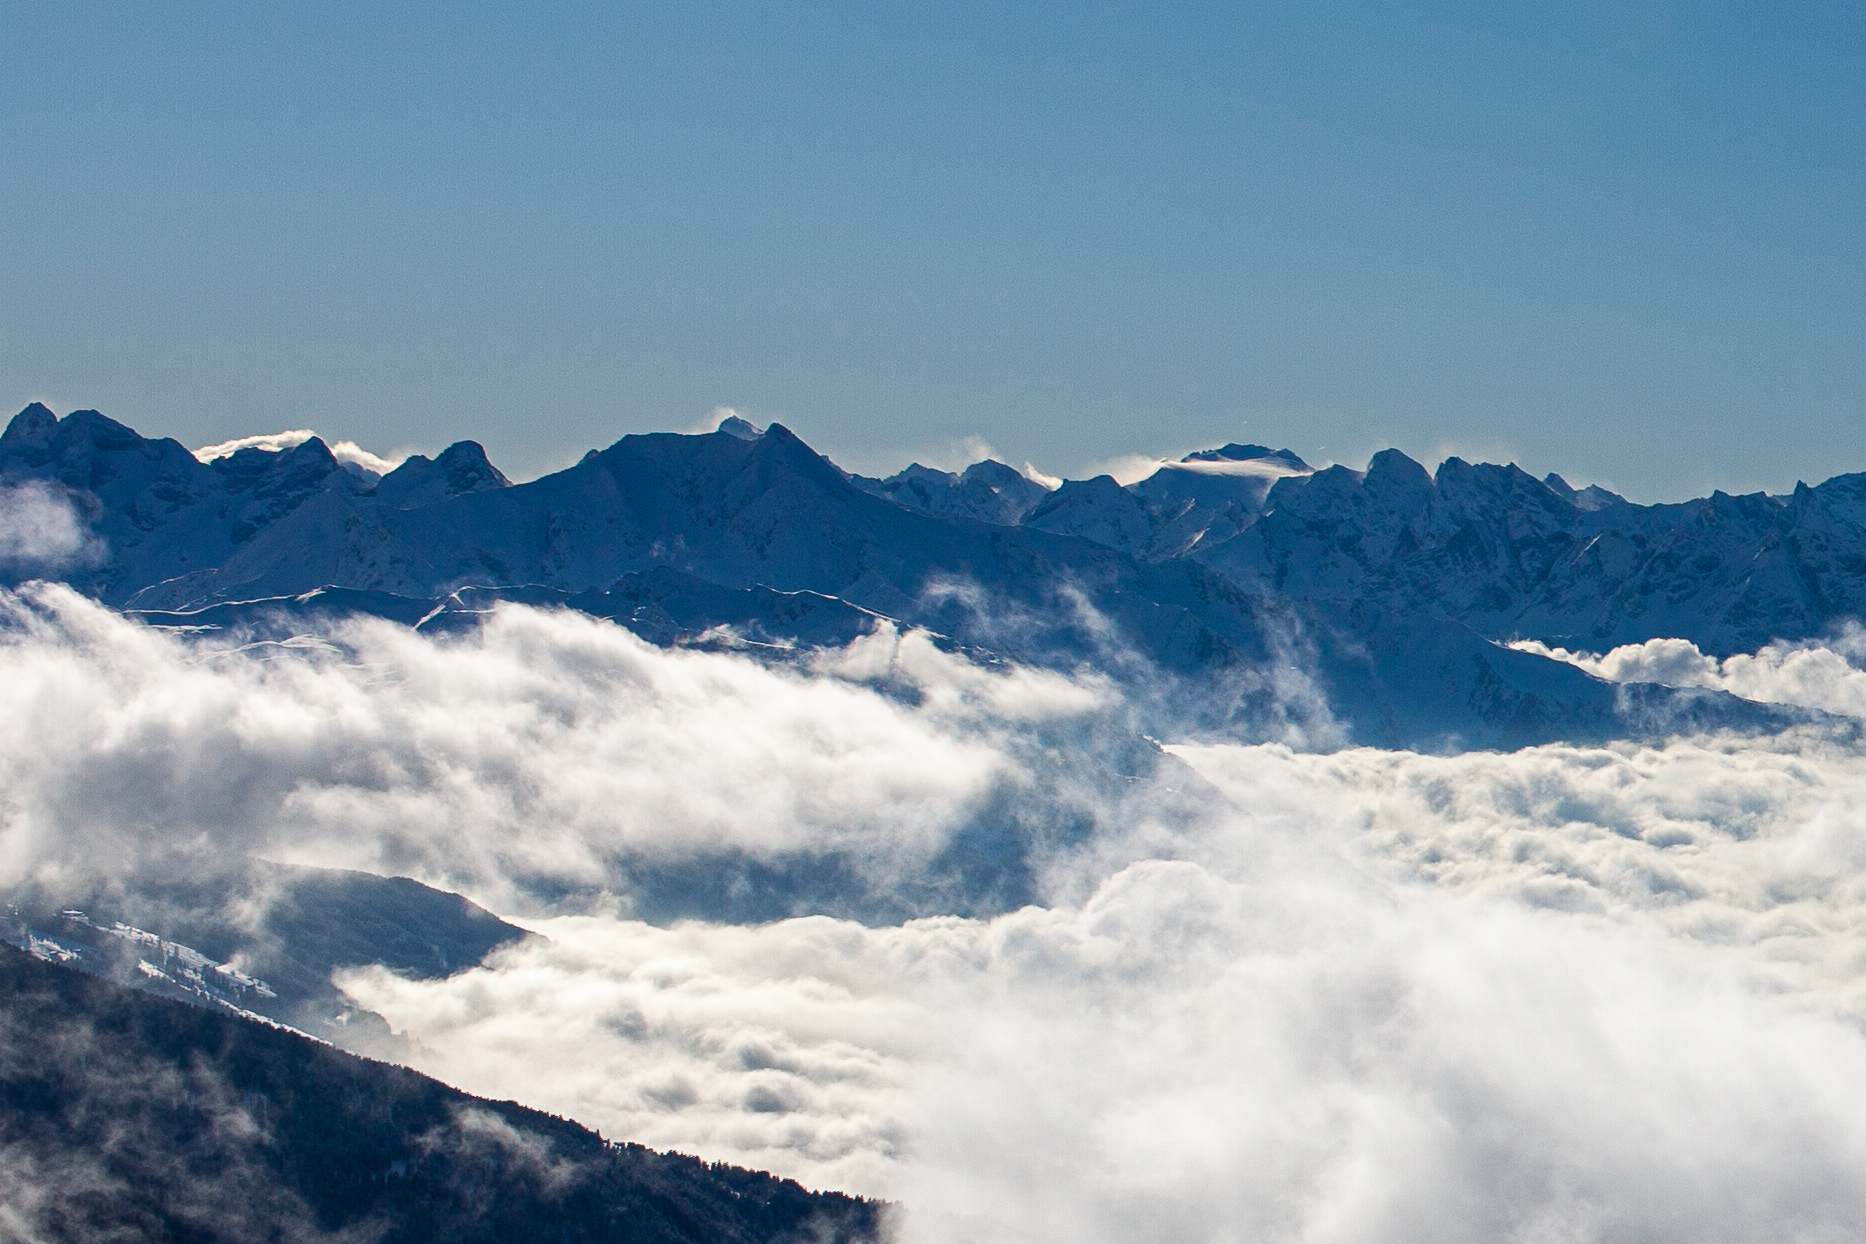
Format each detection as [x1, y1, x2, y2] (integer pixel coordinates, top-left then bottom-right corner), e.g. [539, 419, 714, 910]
[0, 582, 1115, 911]
[13, 580, 1866, 1240]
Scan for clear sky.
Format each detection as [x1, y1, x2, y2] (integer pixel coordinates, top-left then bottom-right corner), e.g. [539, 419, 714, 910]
[3, 3, 1862, 499]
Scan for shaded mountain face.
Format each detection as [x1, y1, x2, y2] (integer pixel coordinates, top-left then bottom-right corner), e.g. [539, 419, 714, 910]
[2, 408, 1282, 689]
[0, 943, 883, 1243]
[2, 402, 1852, 748]
[5, 862, 531, 1056]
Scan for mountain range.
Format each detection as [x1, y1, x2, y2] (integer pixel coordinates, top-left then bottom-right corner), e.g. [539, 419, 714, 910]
[7, 401, 1856, 749]
[9, 400, 1866, 1236]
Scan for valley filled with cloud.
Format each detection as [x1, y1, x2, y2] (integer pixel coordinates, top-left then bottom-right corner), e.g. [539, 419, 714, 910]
[9, 7, 1866, 1238]
[12, 579, 1866, 1241]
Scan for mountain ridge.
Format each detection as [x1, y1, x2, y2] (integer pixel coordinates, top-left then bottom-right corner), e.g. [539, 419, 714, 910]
[3, 402, 1854, 748]
[0, 941, 884, 1242]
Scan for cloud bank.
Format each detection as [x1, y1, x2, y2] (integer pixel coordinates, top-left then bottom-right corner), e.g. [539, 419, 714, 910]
[335, 683, 1866, 1239]
[14, 583, 1866, 1238]
[1516, 629, 1866, 720]
[0, 583, 1112, 911]
[346, 826, 1866, 1241]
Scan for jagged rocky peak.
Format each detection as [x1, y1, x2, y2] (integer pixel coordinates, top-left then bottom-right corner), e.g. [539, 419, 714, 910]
[1543, 471, 1629, 511]
[211, 435, 345, 493]
[2, 401, 57, 443]
[1364, 446, 1431, 488]
[964, 458, 1048, 486]
[213, 435, 315, 475]
[716, 414, 764, 440]
[854, 456, 1052, 527]
[45, 408, 146, 453]
[375, 440, 511, 509]
[434, 439, 509, 487]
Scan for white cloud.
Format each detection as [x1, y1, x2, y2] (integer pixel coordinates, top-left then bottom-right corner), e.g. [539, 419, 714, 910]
[18, 584, 1866, 1238]
[347, 837, 1866, 1241]
[192, 429, 320, 460]
[344, 715, 1866, 1238]
[0, 585, 1110, 908]
[326, 439, 407, 476]
[1167, 735, 1866, 1002]
[0, 482, 102, 569]
[1078, 452, 1168, 485]
[1019, 463, 1063, 490]
[1516, 628, 1866, 719]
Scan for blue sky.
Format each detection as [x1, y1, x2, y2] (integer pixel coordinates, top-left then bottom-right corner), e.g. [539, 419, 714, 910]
[3, 3, 1862, 498]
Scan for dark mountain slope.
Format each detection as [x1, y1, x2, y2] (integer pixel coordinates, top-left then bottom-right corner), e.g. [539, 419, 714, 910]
[388, 424, 1283, 677]
[0, 942, 882, 1243]
[8, 863, 532, 1054]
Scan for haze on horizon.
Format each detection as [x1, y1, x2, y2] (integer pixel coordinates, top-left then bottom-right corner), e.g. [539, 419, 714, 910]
[3, 4, 1862, 502]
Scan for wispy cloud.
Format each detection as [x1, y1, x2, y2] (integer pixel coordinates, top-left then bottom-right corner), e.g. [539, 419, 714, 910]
[1076, 452, 1168, 485]
[0, 482, 103, 570]
[192, 429, 407, 475]
[192, 429, 322, 460]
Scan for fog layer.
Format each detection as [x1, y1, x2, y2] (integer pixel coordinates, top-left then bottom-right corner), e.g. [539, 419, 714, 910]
[12, 583, 1866, 1240]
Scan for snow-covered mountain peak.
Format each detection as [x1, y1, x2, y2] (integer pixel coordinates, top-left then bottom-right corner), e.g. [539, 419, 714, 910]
[14, 398, 1866, 748]
[852, 456, 1052, 526]
[1041, 442, 1324, 561]
[194, 429, 407, 480]
[1181, 443, 1312, 471]
[375, 441, 511, 507]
